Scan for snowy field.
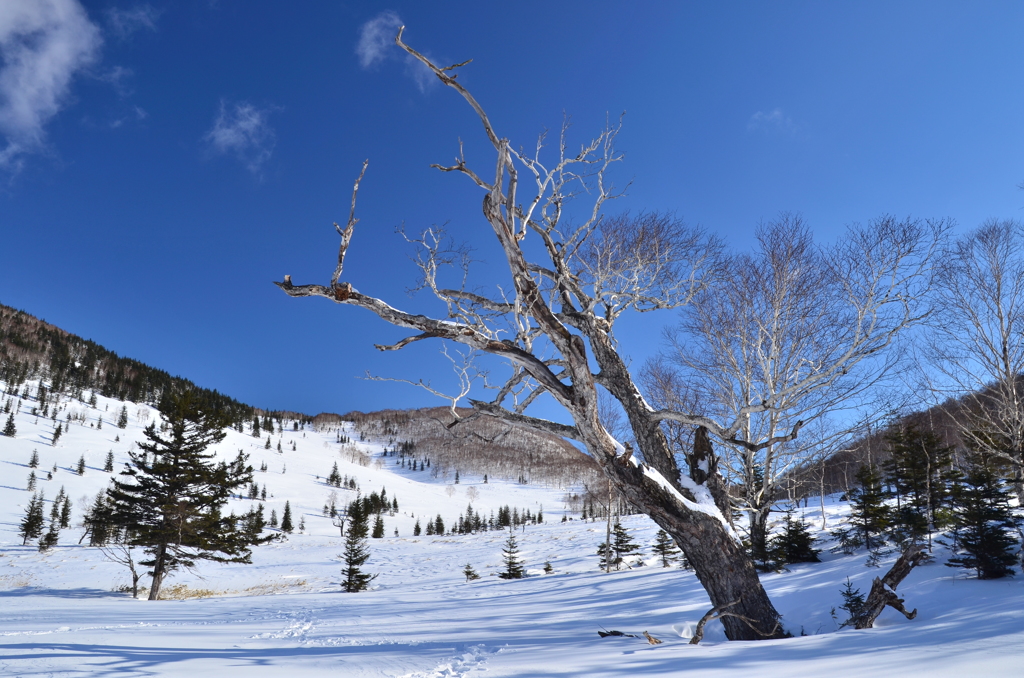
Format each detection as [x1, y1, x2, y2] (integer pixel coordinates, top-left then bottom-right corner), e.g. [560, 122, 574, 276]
[2, 385, 1023, 677]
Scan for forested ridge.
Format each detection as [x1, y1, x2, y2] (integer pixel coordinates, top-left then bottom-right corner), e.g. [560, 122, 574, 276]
[0, 302, 254, 426]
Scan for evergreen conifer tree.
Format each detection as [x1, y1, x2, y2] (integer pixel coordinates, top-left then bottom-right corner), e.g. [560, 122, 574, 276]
[372, 515, 385, 538]
[26, 471, 36, 491]
[252, 415, 261, 438]
[884, 426, 956, 543]
[3, 411, 15, 437]
[29, 449, 39, 468]
[847, 463, 890, 551]
[837, 578, 866, 627]
[19, 492, 45, 545]
[106, 391, 272, 600]
[117, 405, 128, 429]
[60, 495, 72, 529]
[413, 519, 421, 536]
[280, 501, 294, 533]
[244, 503, 267, 539]
[38, 518, 59, 551]
[599, 521, 642, 570]
[82, 491, 117, 546]
[76, 455, 86, 475]
[652, 529, 681, 568]
[769, 511, 820, 566]
[434, 514, 444, 535]
[51, 422, 62, 446]
[97, 415, 102, 429]
[946, 461, 1021, 579]
[463, 563, 481, 581]
[270, 509, 278, 527]
[104, 450, 114, 472]
[51, 486, 66, 524]
[328, 462, 341, 487]
[340, 499, 377, 592]
[499, 526, 525, 579]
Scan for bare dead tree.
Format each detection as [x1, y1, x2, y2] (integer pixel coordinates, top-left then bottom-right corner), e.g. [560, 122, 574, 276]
[850, 543, 925, 629]
[647, 215, 943, 561]
[925, 219, 1024, 498]
[274, 28, 941, 640]
[100, 538, 142, 599]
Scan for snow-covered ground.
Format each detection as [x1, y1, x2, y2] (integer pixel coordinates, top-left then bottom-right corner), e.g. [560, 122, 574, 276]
[2, 384, 1023, 676]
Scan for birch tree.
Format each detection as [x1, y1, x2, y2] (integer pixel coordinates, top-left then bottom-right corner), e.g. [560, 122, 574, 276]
[276, 28, 938, 640]
[648, 215, 942, 560]
[926, 219, 1024, 498]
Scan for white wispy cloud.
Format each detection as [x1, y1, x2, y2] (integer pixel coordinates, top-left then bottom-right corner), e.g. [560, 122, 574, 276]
[356, 11, 435, 93]
[109, 105, 146, 129]
[106, 4, 161, 40]
[356, 10, 402, 69]
[747, 108, 797, 134]
[98, 64, 134, 96]
[204, 100, 276, 176]
[0, 0, 102, 171]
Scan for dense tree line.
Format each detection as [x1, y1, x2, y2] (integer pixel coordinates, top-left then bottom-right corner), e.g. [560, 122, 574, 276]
[0, 303, 255, 429]
[828, 425, 1021, 579]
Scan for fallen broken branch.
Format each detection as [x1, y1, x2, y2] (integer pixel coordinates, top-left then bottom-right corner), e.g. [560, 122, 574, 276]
[852, 543, 925, 629]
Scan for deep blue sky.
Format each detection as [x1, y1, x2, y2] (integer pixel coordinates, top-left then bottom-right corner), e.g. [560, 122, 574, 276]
[1, 1, 1022, 416]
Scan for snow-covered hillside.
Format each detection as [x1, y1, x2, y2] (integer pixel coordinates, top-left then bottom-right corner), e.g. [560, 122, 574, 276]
[2, 384, 1023, 677]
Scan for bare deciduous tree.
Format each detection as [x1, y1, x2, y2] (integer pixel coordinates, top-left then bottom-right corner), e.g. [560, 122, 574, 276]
[647, 216, 942, 560]
[926, 219, 1024, 498]
[275, 28, 938, 640]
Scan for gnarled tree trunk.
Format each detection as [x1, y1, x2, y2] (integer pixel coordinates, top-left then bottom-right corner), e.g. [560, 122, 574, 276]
[275, 27, 933, 642]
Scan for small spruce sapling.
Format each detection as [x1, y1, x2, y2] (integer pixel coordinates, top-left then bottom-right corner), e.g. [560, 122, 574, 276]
[837, 578, 866, 627]
[3, 411, 16, 437]
[340, 499, 377, 592]
[280, 501, 294, 533]
[463, 563, 481, 581]
[18, 492, 45, 545]
[769, 511, 820, 567]
[499, 526, 525, 579]
[652, 529, 680, 568]
[38, 518, 60, 551]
